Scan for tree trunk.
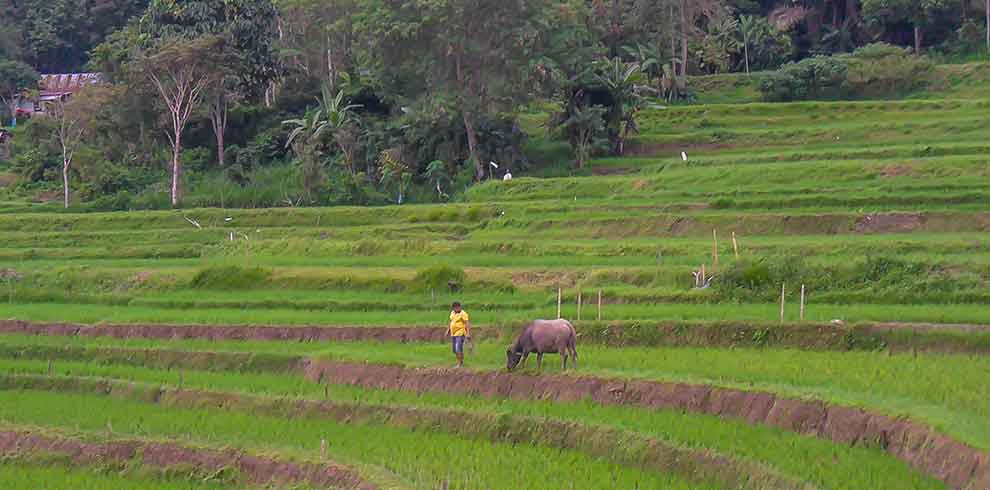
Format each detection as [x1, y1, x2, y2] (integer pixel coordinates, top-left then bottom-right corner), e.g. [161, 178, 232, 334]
[210, 94, 228, 167]
[744, 37, 751, 75]
[679, 0, 689, 77]
[62, 156, 70, 209]
[669, 2, 677, 74]
[463, 111, 484, 181]
[914, 25, 922, 55]
[986, 0, 989, 53]
[171, 134, 182, 208]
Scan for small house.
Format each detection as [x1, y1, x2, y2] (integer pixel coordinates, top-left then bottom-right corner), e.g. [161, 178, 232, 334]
[21, 73, 105, 116]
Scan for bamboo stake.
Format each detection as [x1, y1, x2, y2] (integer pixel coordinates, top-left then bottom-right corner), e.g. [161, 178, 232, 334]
[780, 283, 786, 323]
[320, 439, 327, 460]
[712, 229, 719, 266]
[597, 289, 602, 321]
[557, 287, 562, 319]
[800, 284, 806, 321]
[47, 359, 53, 376]
[701, 264, 706, 285]
[732, 232, 739, 259]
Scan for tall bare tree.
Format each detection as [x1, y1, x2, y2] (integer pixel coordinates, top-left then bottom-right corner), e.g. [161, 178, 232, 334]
[49, 87, 107, 208]
[134, 36, 227, 207]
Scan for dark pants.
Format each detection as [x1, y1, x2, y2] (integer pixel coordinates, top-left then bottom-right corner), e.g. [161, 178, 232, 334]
[451, 335, 466, 354]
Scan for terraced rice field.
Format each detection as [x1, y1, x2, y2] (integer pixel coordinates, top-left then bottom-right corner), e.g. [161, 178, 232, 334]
[1, 92, 989, 488]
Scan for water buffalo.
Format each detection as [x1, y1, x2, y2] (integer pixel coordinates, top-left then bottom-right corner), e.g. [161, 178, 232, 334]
[506, 319, 578, 371]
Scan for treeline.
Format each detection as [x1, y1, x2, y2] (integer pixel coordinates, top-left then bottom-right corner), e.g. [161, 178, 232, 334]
[0, 0, 987, 211]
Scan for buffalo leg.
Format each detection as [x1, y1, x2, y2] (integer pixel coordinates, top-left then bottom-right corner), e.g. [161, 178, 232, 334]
[537, 353, 544, 370]
[562, 352, 567, 370]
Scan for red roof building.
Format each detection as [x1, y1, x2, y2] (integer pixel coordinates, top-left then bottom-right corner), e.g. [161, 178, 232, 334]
[38, 73, 104, 104]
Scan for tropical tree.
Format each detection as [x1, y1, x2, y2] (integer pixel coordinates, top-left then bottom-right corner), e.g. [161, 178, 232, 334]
[738, 15, 795, 72]
[699, 16, 741, 74]
[283, 83, 361, 197]
[424, 159, 449, 198]
[0, 61, 39, 126]
[676, 0, 728, 76]
[358, 0, 554, 181]
[862, 0, 959, 54]
[558, 103, 607, 168]
[141, 0, 280, 166]
[740, 15, 758, 74]
[378, 148, 412, 204]
[318, 83, 362, 174]
[283, 107, 327, 199]
[624, 43, 662, 85]
[593, 57, 646, 155]
[133, 35, 228, 207]
[49, 86, 109, 208]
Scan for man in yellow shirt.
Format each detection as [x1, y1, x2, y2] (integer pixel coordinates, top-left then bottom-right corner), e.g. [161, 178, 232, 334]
[447, 301, 471, 368]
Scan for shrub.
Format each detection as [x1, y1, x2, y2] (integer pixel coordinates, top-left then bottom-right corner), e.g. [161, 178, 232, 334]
[411, 264, 466, 292]
[190, 265, 271, 290]
[842, 43, 934, 97]
[759, 56, 848, 102]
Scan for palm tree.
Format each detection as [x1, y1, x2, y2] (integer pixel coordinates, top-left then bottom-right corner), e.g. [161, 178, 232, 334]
[593, 57, 645, 155]
[283, 83, 362, 174]
[623, 44, 661, 86]
[739, 15, 759, 75]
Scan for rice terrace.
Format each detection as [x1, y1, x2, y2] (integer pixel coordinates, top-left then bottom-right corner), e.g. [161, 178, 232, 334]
[3, 1, 990, 489]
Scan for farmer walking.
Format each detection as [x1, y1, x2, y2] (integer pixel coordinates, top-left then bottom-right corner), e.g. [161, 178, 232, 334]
[447, 301, 471, 368]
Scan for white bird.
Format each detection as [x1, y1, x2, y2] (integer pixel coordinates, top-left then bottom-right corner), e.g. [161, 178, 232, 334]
[681, 152, 688, 161]
[489, 161, 499, 169]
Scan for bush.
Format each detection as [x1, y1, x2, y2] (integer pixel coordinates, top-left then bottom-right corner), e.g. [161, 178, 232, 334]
[716, 256, 825, 301]
[842, 43, 934, 97]
[759, 56, 848, 102]
[759, 44, 933, 102]
[190, 265, 272, 290]
[88, 190, 133, 211]
[411, 264, 466, 292]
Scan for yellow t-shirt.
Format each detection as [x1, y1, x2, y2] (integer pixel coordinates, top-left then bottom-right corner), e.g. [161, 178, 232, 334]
[449, 311, 470, 337]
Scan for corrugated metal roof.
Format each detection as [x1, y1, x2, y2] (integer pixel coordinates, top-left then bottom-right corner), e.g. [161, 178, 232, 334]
[39, 73, 104, 96]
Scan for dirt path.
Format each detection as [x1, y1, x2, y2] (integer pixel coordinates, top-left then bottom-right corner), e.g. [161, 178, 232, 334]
[2, 374, 810, 490]
[0, 426, 374, 490]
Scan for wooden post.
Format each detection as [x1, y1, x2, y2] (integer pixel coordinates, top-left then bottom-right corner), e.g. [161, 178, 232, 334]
[800, 284, 806, 321]
[597, 289, 602, 321]
[732, 232, 739, 259]
[577, 291, 582, 321]
[780, 283, 786, 323]
[712, 229, 719, 266]
[557, 287, 562, 319]
[320, 439, 327, 460]
[47, 359, 53, 376]
[701, 264, 706, 285]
